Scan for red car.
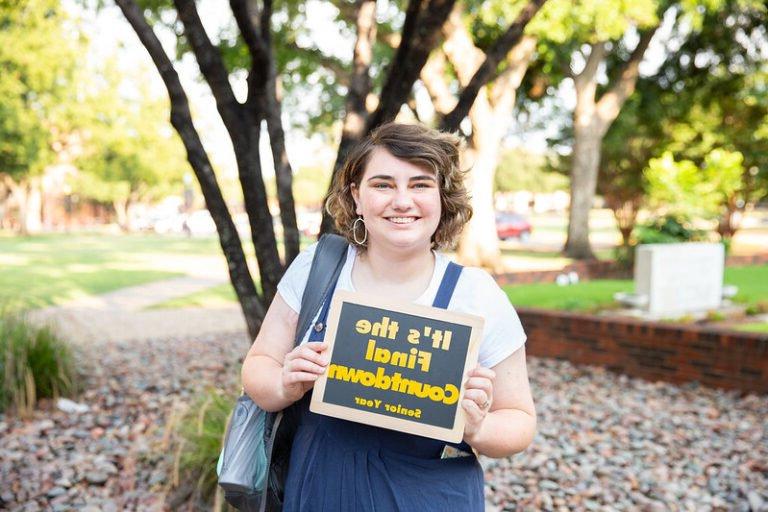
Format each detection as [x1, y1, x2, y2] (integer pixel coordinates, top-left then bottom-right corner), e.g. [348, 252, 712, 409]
[496, 212, 532, 241]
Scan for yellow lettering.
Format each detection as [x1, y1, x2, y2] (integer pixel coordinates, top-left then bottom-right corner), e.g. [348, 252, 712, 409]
[390, 351, 407, 367]
[356, 319, 371, 334]
[442, 384, 459, 405]
[327, 365, 461, 406]
[442, 330, 452, 351]
[417, 350, 431, 372]
[407, 347, 417, 369]
[373, 346, 391, 364]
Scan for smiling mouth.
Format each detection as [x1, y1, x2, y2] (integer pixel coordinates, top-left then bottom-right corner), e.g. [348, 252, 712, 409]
[386, 216, 418, 224]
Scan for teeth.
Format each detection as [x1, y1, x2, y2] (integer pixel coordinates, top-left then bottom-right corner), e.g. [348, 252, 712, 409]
[389, 217, 416, 224]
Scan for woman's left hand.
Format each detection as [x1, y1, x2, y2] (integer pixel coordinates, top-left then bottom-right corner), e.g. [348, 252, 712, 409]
[461, 366, 495, 441]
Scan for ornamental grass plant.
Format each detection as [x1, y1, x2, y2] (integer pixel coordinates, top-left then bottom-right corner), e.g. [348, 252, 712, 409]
[166, 388, 238, 511]
[0, 308, 80, 415]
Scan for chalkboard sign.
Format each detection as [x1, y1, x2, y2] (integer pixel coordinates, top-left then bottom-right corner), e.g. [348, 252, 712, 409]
[310, 290, 484, 442]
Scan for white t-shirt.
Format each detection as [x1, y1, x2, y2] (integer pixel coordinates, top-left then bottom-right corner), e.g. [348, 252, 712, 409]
[277, 242, 527, 369]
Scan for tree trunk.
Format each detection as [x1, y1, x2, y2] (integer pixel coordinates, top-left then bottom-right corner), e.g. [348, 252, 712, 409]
[255, 0, 300, 265]
[717, 199, 741, 240]
[457, 147, 503, 270]
[439, 7, 536, 269]
[320, 0, 377, 237]
[609, 198, 639, 247]
[564, 120, 602, 259]
[9, 178, 43, 236]
[175, 0, 283, 305]
[113, 198, 129, 231]
[116, 0, 264, 339]
[564, 29, 657, 260]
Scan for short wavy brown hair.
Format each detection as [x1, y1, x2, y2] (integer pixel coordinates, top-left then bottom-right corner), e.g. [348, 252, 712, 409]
[325, 122, 472, 250]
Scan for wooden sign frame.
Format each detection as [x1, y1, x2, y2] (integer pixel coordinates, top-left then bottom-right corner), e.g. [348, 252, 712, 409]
[310, 290, 484, 443]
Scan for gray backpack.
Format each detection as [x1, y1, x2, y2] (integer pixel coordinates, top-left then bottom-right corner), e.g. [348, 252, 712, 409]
[217, 234, 348, 511]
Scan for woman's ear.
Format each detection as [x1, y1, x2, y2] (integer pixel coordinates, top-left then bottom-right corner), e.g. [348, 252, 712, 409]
[351, 183, 362, 215]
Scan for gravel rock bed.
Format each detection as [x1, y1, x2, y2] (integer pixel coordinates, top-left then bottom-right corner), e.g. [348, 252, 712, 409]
[1, 334, 766, 511]
[484, 359, 768, 512]
[0, 332, 247, 511]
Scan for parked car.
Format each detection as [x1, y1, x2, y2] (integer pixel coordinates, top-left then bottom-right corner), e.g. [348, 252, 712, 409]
[495, 212, 532, 241]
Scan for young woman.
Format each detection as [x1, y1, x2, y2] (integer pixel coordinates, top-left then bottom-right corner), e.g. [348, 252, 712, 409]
[242, 122, 536, 511]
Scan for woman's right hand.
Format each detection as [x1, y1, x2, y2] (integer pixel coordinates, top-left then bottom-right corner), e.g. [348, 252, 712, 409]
[281, 341, 330, 403]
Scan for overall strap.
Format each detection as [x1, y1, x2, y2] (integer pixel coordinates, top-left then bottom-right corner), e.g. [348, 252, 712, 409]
[432, 261, 463, 309]
[431, 261, 474, 455]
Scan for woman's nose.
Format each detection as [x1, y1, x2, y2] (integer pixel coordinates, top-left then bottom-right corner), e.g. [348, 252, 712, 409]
[392, 187, 414, 209]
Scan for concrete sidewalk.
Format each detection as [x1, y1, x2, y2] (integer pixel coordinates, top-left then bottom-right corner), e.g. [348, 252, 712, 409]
[28, 276, 248, 345]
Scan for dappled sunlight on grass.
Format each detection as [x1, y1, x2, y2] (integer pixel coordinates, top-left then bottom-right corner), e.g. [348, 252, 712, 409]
[0, 267, 181, 310]
[0, 254, 29, 265]
[148, 283, 239, 309]
[0, 234, 225, 309]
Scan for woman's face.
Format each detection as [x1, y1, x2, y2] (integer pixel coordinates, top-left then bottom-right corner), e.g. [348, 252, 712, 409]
[351, 147, 442, 253]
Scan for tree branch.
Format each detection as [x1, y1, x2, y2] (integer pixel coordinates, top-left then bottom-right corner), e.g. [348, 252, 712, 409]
[573, 41, 607, 91]
[420, 51, 456, 115]
[173, 0, 245, 142]
[320, 0, 378, 236]
[262, 0, 300, 264]
[489, 35, 537, 107]
[597, 27, 659, 123]
[365, 0, 457, 131]
[346, 0, 377, 131]
[231, 0, 300, 264]
[439, 0, 547, 132]
[440, 4, 485, 85]
[230, 0, 266, 60]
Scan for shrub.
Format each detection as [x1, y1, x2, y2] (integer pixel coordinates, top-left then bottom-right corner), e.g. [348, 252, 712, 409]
[167, 388, 238, 511]
[635, 215, 709, 245]
[616, 215, 711, 269]
[0, 310, 80, 414]
[745, 301, 768, 316]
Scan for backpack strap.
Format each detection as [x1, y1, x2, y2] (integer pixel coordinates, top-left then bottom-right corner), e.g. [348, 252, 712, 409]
[261, 234, 348, 512]
[295, 234, 348, 346]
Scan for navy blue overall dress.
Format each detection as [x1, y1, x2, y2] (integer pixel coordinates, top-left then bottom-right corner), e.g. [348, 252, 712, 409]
[282, 262, 485, 512]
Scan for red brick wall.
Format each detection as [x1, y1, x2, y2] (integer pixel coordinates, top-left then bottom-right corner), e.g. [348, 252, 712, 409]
[727, 253, 768, 266]
[518, 308, 768, 393]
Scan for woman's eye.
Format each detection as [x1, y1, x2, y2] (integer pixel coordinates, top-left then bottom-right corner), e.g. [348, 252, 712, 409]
[373, 182, 391, 189]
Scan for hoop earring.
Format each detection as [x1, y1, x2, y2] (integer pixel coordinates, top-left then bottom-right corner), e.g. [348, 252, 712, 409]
[352, 216, 367, 245]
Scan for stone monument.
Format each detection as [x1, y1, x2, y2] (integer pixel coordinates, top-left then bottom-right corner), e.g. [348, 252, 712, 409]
[614, 242, 729, 317]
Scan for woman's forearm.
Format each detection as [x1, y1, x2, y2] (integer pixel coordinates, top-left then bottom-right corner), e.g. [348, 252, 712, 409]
[465, 408, 536, 458]
[241, 354, 295, 412]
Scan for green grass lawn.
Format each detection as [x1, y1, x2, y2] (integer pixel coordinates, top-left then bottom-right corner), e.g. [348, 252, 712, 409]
[503, 279, 632, 311]
[723, 265, 768, 310]
[503, 264, 768, 313]
[0, 233, 225, 310]
[149, 283, 238, 309]
[734, 322, 768, 333]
